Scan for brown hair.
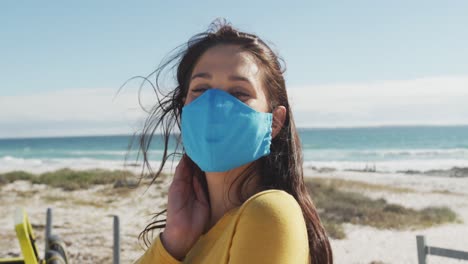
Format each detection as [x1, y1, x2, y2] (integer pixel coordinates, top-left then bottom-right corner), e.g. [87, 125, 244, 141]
[127, 18, 333, 264]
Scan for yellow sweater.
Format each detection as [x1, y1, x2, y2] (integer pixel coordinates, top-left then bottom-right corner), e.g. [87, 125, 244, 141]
[134, 189, 310, 264]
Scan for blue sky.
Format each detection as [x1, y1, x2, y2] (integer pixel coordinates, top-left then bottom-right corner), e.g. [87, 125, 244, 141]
[1, 1, 467, 137]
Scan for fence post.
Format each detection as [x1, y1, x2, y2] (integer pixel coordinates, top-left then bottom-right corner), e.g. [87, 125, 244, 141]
[113, 215, 120, 264]
[45, 208, 52, 256]
[416, 235, 427, 264]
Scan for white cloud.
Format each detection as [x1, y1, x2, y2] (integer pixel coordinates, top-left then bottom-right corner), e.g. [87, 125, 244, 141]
[288, 75, 468, 127]
[1, 88, 141, 121]
[0, 87, 151, 138]
[1, 75, 467, 138]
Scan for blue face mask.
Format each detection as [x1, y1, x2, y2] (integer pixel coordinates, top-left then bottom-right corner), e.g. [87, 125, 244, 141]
[181, 88, 273, 172]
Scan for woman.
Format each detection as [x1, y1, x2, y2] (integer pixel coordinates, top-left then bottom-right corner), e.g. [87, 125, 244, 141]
[133, 19, 333, 264]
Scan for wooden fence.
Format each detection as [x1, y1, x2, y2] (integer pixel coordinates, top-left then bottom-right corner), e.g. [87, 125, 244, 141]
[417, 235, 468, 264]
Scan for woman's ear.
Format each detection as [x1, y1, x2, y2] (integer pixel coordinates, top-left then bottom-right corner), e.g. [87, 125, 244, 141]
[271, 106, 286, 138]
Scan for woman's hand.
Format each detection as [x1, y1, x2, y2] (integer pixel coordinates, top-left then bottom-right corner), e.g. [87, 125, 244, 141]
[161, 155, 210, 260]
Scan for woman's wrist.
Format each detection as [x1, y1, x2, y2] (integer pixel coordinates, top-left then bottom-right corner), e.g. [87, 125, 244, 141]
[160, 229, 188, 261]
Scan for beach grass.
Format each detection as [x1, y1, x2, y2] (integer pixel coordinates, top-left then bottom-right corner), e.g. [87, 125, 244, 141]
[312, 177, 415, 193]
[32, 169, 132, 190]
[321, 220, 346, 239]
[0, 171, 35, 184]
[311, 177, 464, 196]
[0, 169, 135, 190]
[305, 177, 459, 239]
[1, 169, 460, 240]
[0, 169, 172, 191]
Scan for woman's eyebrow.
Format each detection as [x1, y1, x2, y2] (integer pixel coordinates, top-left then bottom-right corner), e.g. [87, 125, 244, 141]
[191, 72, 253, 86]
[191, 72, 212, 80]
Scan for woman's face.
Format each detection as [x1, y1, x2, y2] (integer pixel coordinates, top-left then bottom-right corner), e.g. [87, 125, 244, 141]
[185, 44, 270, 113]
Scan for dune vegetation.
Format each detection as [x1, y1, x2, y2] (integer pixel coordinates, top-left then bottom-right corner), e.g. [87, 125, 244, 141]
[305, 177, 459, 239]
[0, 169, 460, 239]
[0, 169, 134, 190]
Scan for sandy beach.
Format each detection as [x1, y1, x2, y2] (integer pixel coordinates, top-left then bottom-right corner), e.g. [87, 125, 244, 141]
[304, 168, 468, 264]
[1, 168, 467, 264]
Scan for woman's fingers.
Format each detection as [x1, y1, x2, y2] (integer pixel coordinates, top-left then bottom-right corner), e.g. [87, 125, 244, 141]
[173, 155, 192, 184]
[193, 175, 209, 206]
[173, 155, 187, 180]
[163, 154, 209, 259]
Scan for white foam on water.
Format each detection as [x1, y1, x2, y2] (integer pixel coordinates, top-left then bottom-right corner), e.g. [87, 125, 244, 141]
[303, 148, 468, 160]
[2, 155, 468, 175]
[304, 159, 468, 173]
[0, 155, 172, 174]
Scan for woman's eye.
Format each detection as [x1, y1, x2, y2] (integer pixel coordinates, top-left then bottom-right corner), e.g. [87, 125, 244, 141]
[192, 87, 209, 93]
[232, 91, 250, 100]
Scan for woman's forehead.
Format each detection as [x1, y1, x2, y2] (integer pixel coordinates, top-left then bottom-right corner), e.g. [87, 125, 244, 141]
[191, 45, 261, 79]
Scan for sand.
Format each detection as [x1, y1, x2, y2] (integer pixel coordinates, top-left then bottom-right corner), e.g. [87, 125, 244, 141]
[304, 169, 468, 264]
[0, 176, 170, 264]
[1, 169, 467, 264]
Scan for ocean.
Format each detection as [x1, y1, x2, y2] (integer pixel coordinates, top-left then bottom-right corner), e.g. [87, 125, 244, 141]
[1, 125, 468, 174]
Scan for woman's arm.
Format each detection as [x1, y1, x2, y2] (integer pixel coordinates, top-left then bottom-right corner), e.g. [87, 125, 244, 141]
[228, 191, 310, 264]
[133, 155, 210, 263]
[132, 234, 181, 264]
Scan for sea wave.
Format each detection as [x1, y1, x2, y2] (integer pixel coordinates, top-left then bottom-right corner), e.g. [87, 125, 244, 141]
[302, 148, 468, 161]
[3, 154, 468, 176]
[0, 156, 166, 174]
[304, 159, 468, 174]
[68, 150, 135, 156]
[0, 149, 167, 161]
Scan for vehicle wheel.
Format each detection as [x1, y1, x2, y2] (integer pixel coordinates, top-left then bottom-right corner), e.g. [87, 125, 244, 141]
[48, 235, 69, 264]
[45, 250, 66, 264]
